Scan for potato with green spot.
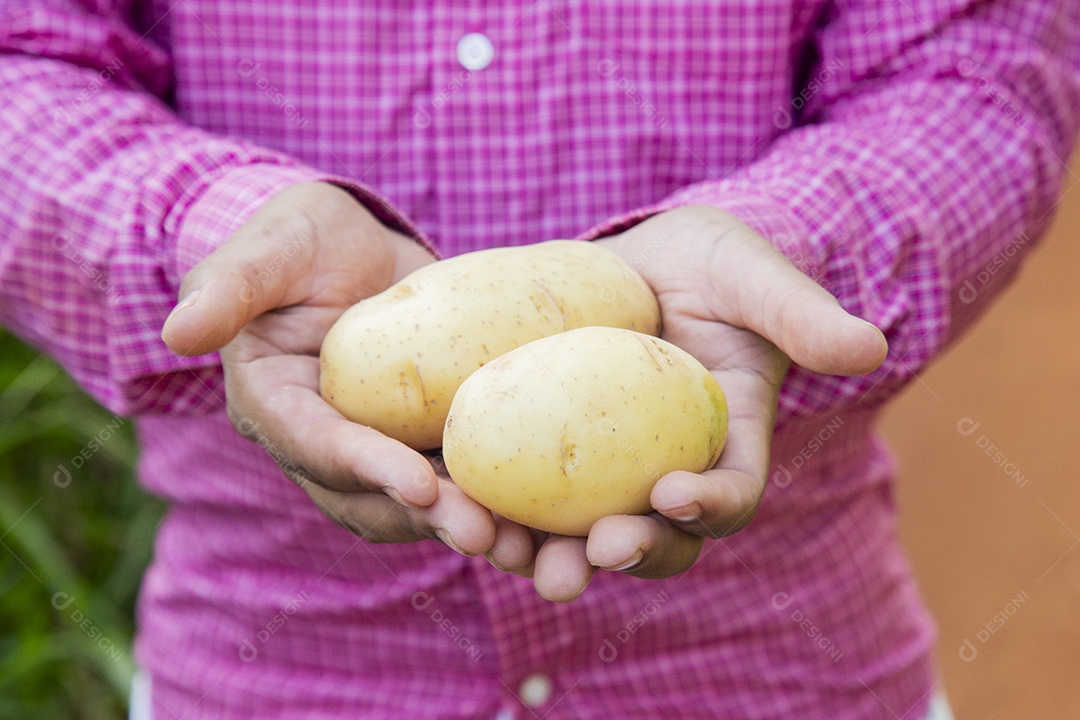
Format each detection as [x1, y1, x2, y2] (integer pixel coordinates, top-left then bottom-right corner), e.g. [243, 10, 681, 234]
[319, 241, 660, 450]
[442, 326, 728, 536]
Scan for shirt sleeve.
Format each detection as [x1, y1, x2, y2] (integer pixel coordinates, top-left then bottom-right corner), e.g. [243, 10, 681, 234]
[583, 0, 1080, 426]
[0, 2, 425, 416]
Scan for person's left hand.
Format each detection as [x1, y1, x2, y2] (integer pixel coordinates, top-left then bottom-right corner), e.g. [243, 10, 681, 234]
[481, 205, 889, 602]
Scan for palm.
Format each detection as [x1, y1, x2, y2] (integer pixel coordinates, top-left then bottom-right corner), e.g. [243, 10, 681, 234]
[222, 245, 388, 430]
[221, 304, 345, 469]
[659, 299, 790, 524]
[164, 183, 504, 556]
[217, 216, 401, 481]
[627, 225, 793, 533]
[514, 207, 888, 602]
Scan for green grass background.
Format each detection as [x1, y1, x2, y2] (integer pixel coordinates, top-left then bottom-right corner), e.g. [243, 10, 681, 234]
[0, 329, 161, 718]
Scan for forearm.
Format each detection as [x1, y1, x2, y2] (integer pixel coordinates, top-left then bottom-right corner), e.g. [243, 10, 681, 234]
[0, 5, 423, 414]
[0, 57, 327, 412]
[584, 0, 1080, 424]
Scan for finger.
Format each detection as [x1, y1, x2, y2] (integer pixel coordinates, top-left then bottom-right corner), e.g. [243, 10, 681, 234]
[652, 363, 774, 536]
[586, 514, 703, 579]
[652, 468, 764, 538]
[303, 478, 496, 555]
[162, 183, 366, 356]
[533, 535, 595, 603]
[226, 353, 438, 507]
[710, 221, 888, 376]
[424, 480, 499, 554]
[484, 515, 539, 576]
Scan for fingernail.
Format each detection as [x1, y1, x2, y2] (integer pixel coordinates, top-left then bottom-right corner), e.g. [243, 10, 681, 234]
[483, 552, 509, 572]
[663, 501, 703, 523]
[383, 485, 424, 510]
[435, 528, 473, 557]
[169, 290, 200, 317]
[858, 317, 881, 331]
[605, 549, 644, 572]
[164, 291, 200, 331]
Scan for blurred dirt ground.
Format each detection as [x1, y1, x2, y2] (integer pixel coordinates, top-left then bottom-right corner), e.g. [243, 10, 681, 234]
[883, 147, 1080, 718]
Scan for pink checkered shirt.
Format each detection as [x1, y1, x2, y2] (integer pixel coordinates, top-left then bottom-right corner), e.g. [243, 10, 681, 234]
[2, 1, 1078, 717]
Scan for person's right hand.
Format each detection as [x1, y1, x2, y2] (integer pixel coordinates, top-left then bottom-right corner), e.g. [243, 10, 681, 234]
[161, 182, 499, 556]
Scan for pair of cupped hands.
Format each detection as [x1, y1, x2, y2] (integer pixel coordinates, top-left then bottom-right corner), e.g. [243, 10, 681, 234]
[161, 182, 886, 602]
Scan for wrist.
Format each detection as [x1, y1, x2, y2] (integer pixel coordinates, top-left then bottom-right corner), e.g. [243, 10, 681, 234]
[388, 228, 437, 282]
[581, 194, 815, 281]
[172, 164, 331, 283]
[593, 205, 734, 272]
[312, 182, 432, 286]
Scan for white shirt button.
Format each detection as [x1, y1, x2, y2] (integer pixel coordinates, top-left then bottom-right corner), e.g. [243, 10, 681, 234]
[518, 674, 553, 708]
[457, 32, 495, 71]
[494, 710, 514, 720]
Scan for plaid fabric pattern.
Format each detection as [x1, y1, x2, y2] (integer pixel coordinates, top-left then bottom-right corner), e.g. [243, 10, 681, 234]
[1, 1, 1078, 717]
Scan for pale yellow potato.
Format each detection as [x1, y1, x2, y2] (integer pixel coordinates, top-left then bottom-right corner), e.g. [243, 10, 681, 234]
[320, 241, 660, 450]
[442, 327, 728, 536]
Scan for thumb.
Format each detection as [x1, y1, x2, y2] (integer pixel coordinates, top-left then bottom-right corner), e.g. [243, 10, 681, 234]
[728, 241, 887, 377]
[161, 205, 320, 357]
[160, 181, 381, 357]
[777, 291, 888, 376]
